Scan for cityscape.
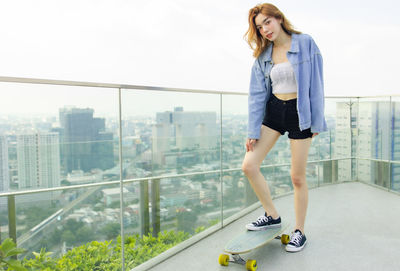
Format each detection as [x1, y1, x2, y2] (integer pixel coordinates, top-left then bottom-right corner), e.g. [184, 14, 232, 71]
[0, 99, 399, 264]
[0, 0, 398, 268]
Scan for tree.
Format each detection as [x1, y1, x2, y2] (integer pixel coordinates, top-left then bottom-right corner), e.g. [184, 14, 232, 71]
[100, 223, 120, 240]
[61, 230, 75, 246]
[76, 227, 95, 244]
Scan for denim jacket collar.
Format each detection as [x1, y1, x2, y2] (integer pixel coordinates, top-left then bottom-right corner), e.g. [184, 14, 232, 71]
[261, 33, 300, 63]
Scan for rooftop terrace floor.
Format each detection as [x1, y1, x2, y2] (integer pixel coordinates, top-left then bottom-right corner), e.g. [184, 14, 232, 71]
[150, 182, 400, 271]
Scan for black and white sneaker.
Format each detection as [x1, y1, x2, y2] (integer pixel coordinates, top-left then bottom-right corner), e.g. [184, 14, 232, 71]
[285, 229, 307, 252]
[245, 213, 281, 231]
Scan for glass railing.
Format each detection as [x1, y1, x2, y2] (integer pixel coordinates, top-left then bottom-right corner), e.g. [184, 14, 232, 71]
[0, 76, 398, 270]
[355, 96, 400, 192]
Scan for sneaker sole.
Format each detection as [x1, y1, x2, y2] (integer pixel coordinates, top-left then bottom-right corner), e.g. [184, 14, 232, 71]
[245, 223, 282, 231]
[285, 240, 307, 252]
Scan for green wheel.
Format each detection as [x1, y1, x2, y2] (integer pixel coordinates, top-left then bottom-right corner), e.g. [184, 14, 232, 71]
[281, 234, 290, 245]
[218, 254, 229, 266]
[246, 259, 257, 271]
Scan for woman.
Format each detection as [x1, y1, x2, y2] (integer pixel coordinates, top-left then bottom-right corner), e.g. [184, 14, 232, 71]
[242, 3, 327, 253]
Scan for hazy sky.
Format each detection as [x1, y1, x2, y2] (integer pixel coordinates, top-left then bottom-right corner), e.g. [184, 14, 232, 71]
[0, 0, 399, 116]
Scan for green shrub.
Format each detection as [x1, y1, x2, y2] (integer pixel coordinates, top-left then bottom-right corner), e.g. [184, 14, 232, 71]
[0, 238, 26, 271]
[23, 248, 56, 271]
[1, 229, 192, 270]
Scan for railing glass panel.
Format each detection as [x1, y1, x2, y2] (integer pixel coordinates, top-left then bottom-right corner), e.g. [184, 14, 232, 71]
[1, 77, 398, 270]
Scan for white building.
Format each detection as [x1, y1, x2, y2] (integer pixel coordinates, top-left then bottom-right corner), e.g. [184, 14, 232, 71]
[356, 101, 396, 184]
[152, 112, 173, 165]
[152, 107, 217, 165]
[67, 169, 101, 185]
[174, 110, 217, 150]
[17, 132, 61, 189]
[335, 102, 354, 181]
[336, 100, 400, 188]
[392, 102, 400, 190]
[102, 187, 136, 206]
[0, 136, 9, 193]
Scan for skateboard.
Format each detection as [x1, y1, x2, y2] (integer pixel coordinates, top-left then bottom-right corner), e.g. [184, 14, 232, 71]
[218, 222, 290, 271]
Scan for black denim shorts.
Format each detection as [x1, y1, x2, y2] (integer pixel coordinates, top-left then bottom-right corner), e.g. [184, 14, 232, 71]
[262, 94, 313, 139]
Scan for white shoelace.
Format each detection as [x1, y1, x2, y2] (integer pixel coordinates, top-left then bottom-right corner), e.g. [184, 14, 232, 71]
[254, 215, 269, 225]
[290, 231, 302, 246]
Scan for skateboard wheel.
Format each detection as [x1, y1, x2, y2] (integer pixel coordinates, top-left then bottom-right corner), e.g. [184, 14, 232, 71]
[246, 259, 257, 271]
[281, 234, 290, 245]
[218, 254, 229, 266]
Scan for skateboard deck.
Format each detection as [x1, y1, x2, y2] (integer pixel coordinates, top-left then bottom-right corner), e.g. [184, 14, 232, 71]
[219, 222, 290, 270]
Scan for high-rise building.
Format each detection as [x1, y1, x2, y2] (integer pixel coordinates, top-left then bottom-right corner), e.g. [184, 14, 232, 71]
[152, 113, 173, 165]
[391, 102, 400, 191]
[152, 107, 217, 165]
[17, 132, 60, 189]
[0, 136, 9, 192]
[358, 101, 400, 190]
[174, 110, 217, 150]
[335, 102, 356, 181]
[336, 101, 400, 189]
[59, 107, 114, 173]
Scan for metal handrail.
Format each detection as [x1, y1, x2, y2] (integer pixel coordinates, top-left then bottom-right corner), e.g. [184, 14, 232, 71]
[0, 76, 246, 95]
[1, 75, 399, 98]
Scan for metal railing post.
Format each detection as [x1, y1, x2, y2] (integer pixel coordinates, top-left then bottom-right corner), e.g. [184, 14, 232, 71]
[317, 135, 321, 187]
[7, 195, 17, 246]
[389, 96, 393, 191]
[118, 88, 125, 271]
[140, 180, 150, 236]
[220, 94, 224, 228]
[151, 178, 160, 236]
[355, 97, 360, 182]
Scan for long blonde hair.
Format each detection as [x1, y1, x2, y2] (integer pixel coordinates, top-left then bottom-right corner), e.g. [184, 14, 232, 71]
[244, 3, 301, 58]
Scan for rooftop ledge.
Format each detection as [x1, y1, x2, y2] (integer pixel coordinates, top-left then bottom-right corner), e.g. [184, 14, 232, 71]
[140, 182, 400, 271]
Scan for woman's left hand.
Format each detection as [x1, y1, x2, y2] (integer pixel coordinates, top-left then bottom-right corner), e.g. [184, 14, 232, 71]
[312, 133, 319, 138]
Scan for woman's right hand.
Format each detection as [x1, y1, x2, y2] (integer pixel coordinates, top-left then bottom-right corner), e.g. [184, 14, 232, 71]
[246, 138, 257, 152]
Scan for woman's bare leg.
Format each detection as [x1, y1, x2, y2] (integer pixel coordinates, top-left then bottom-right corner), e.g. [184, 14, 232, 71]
[289, 137, 312, 233]
[242, 125, 281, 218]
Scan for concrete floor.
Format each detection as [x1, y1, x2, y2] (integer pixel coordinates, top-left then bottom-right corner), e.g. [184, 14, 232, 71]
[150, 182, 400, 271]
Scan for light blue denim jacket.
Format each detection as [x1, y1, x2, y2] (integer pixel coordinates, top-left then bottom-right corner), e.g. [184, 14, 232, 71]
[247, 33, 328, 139]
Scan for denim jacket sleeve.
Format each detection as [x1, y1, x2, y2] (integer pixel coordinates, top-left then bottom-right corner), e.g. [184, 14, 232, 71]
[248, 59, 267, 139]
[309, 44, 328, 134]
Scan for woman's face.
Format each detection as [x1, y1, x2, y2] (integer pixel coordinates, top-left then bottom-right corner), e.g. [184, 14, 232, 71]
[254, 13, 282, 41]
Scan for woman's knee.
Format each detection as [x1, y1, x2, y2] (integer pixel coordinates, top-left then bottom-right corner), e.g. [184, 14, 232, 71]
[241, 161, 259, 177]
[291, 172, 306, 186]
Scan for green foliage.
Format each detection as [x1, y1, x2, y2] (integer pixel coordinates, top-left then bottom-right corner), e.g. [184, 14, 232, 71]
[124, 230, 190, 268]
[18, 229, 189, 270]
[75, 227, 95, 244]
[99, 223, 120, 240]
[23, 248, 56, 271]
[194, 226, 205, 234]
[55, 240, 120, 271]
[17, 206, 58, 231]
[209, 219, 220, 226]
[61, 231, 75, 246]
[1, 229, 191, 270]
[59, 219, 95, 247]
[48, 228, 62, 245]
[0, 238, 27, 271]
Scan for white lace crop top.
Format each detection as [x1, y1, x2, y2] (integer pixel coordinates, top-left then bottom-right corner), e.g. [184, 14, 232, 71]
[270, 62, 297, 94]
